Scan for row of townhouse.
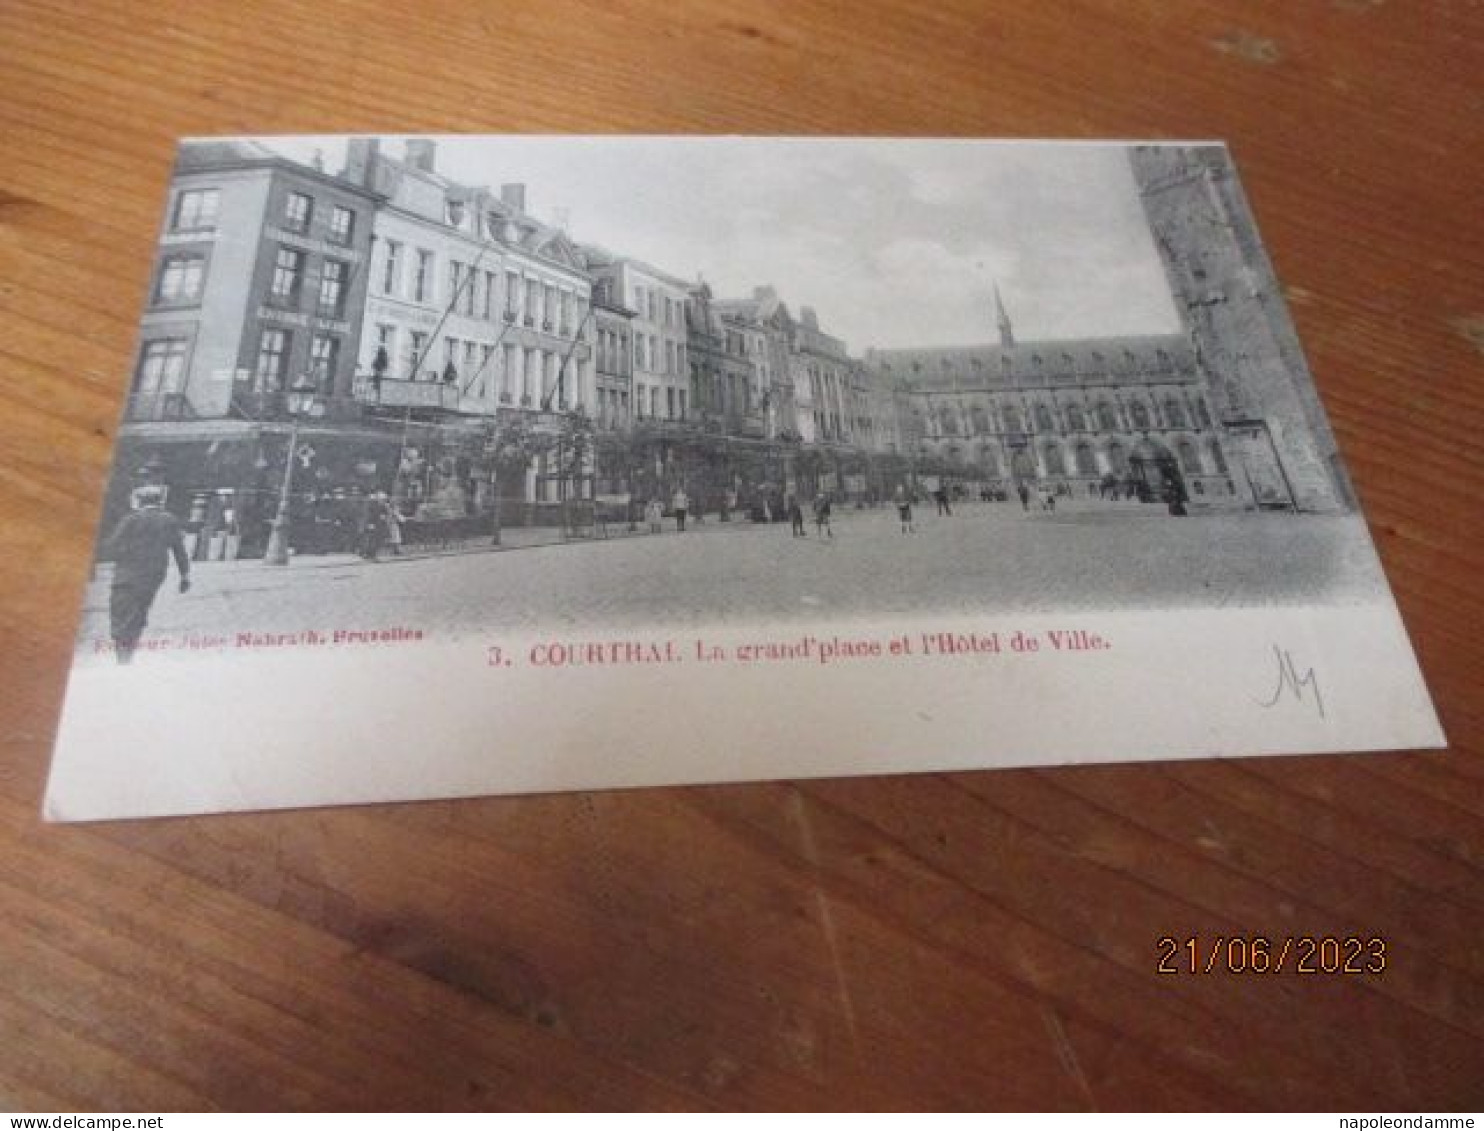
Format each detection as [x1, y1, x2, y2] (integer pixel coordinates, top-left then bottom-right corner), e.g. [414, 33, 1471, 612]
[109, 137, 912, 554]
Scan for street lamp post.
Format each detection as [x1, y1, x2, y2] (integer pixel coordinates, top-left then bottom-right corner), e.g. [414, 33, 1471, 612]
[262, 388, 316, 566]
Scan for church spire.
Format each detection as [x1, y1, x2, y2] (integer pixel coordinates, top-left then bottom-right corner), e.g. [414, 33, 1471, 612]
[994, 283, 1015, 348]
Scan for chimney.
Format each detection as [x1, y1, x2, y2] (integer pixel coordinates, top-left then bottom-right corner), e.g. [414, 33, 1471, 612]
[500, 183, 527, 213]
[343, 138, 380, 187]
[404, 139, 437, 173]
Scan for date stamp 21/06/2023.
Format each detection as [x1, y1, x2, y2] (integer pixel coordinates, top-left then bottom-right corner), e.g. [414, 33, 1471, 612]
[1158, 936, 1387, 976]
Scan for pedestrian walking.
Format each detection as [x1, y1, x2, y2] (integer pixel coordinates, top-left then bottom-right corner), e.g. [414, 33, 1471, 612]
[359, 493, 387, 560]
[105, 485, 190, 665]
[813, 492, 833, 538]
[894, 485, 914, 534]
[787, 493, 806, 537]
[672, 486, 689, 532]
[383, 496, 403, 556]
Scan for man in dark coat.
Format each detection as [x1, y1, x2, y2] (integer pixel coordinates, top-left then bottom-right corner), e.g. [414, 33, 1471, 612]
[106, 486, 190, 664]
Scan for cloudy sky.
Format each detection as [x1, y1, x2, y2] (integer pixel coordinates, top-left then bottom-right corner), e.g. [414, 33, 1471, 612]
[254, 135, 1181, 351]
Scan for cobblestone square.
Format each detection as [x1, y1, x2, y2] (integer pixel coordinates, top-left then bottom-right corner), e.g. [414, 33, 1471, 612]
[73, 504, 1384, 650]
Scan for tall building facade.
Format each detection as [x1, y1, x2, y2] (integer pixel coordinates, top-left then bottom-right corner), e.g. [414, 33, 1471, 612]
[347, 139, 595, 421]
[592, 294, 636, 430]
[687, 284, 761, 437]
[106, 140, 382, 558]
[714, 287, 797, 441]
[130, 140, 377, 424]
[790, 307, 853, 445]
[583, 252, 692, 423]
[1130, 144, 1353, 513]
[865, 294, 1240, 506]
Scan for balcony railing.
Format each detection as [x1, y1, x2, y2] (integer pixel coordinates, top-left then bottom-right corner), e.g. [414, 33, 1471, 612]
[126, 391, 198, 422]
[352, 377, 461, 411]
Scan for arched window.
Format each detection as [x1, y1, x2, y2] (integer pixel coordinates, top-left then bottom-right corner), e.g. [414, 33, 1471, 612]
[1003, 405, 1024, 433]
[1074, 442, 1098, 476]
[1107, 441, 1129, 474]
[1164, 396, 1187, 428]
[1066, 404, 1086, 431]
[1176, 438, 1201, 474]
[1208, 439, 1228, 474]
[1129, 400, 1151, 429]
[1035, 404, 1054, 432]
[1097, 401, 1119, 430]
[1042, 442, 1066, 476]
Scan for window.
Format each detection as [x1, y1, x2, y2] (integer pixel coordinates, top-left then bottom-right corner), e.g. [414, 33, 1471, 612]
[256, 329, 290, 390]
[465, 341, 480, 390]
[414, 249, 433, 303]
[505, 271, 520, 318]
[409, 331, 428, 378]
[502, 344, 518, 400]
[269, 247, 304, 303]
[173, 188, 219, 232]
[449, 262, 464, 311]
[284, 191, 312, 233]
[1208, 440, 1229, 474]
[462, 269, 477, 317]
[329, 205, 354, 244]
[155, 254, 204, 303]
[1042, 442, 1066, 476]
[1177, 439, 1201, 474]
[135, 338, 188, 393]
[309, 334, 339, 388]
[381, 240, 401, 296]
[478, 345, 494, 398]
[318, 260, 348, 318]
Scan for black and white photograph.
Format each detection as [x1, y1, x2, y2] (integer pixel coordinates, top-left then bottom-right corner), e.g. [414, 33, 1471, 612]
[45, 135, 1441, 821]
[76, 136, 1380, 654]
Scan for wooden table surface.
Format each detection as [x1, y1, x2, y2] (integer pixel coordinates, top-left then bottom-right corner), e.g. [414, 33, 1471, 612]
[2, 0, 1481, 1111]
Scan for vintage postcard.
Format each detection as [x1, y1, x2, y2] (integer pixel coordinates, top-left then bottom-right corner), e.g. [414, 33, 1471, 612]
[44, 136, 1443, 821]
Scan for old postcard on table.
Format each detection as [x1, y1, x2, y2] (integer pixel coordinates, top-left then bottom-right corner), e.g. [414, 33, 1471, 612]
[44, 135, 1443, 822]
